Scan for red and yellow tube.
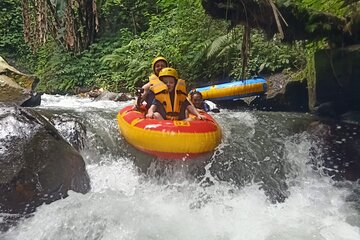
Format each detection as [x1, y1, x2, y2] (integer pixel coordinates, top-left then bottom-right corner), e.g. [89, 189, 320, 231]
[117, 105, 222, 159]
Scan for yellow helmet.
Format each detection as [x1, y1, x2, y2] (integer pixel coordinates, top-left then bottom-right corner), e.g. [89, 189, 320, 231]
[151, 56, 168, 70]
[158, 67, 179, 80]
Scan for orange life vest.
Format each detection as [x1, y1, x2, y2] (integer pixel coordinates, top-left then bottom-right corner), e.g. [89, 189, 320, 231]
[150, 79, 187, 120]
[148, 73, 160, 84]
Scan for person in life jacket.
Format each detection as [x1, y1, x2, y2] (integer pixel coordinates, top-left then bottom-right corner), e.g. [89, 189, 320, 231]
[145, 67, 203, 120]
[138, 56, 168, 107]
[190, 91, 220, 113]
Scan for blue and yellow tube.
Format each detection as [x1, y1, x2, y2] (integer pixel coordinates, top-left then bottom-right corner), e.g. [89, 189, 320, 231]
[192, 77, 268, 101]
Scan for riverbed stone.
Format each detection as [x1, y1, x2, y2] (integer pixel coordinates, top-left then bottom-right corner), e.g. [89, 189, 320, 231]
[310, 44, 360, 115]
[48, 114, 87, 151]
[0, 56, 40, 106]
[308, 120, 360, 181]
[251, 74, 309, 112]
[0, 107, 90, 215]
[94, 91, 133, 101]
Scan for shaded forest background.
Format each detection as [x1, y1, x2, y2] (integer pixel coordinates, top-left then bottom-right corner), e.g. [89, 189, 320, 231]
[0, 0, 358, 94]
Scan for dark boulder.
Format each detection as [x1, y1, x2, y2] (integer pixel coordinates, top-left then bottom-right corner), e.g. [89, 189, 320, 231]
[310, 45, 360, 116]
[20, 92, 43, 107]
[0, 107, 90, 216]
[313, 101, 348, 119]
[251, 74, 308, 112]
[48, 114, 87, 151]
[308, 121, 360, 181]
[341, 111, 360, 125]
[94, 91, 133, 101]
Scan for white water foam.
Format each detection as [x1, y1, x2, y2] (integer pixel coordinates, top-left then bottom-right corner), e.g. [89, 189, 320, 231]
[39, 94, 131, 112]
[0, 114, 37, 156]
[2, 95, 359, 239]
[2, 141, 360, 240]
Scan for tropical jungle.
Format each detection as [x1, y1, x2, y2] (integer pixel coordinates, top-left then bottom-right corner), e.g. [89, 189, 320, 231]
[3, 0, 355, 93]
[1, 0, 360, 239]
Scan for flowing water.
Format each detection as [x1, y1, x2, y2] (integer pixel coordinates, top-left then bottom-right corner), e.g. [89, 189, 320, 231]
[1, 94, 360, 240]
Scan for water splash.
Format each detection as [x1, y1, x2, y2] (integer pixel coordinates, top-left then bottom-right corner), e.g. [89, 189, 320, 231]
[2, 95, 360, 239]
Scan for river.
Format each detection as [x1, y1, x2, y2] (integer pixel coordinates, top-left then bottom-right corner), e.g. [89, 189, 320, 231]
[1, 94, 360, 240]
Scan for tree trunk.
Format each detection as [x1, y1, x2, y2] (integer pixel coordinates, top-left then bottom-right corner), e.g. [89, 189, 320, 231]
[30, 0, 47, 49]
[65, 0, 76, 51]
[45, 0, 64, 46]
[22, 0, 31, 44]
[21, 0, 99, 53]
[241, 25, 250, 79]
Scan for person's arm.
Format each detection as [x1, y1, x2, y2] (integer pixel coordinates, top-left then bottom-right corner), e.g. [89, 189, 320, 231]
[146, 104, 157, 118]
[184, 98, 203, 120]
[186, 104, 203, 120]
[141, 82, 151, 99]
[145, 90, 155, 107]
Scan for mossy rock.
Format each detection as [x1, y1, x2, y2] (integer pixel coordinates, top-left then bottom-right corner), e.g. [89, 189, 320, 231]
[0, 56, 38, 104]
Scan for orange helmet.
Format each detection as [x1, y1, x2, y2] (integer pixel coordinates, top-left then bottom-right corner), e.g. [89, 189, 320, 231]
[158, 67, 179, 80]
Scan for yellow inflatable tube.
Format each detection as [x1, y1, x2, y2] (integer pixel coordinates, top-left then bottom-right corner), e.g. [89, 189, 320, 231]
[117, 105, 222, 159]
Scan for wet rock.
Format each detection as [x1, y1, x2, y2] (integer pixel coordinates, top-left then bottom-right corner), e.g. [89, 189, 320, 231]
[74, 86, 93, 95]
[0, 74, 30, 104]
[341, 111, 360, 125]
[251, 74, 308, 112]
[74, 86, 103, 98]
[314, 102, 339, 118]
[0, 107, 90, 215]
[94, 91, 132, 101]
[0, 56, 39, 106]
[308, 120, 360, 181]
[20, 92, 43, 107]
[310, 45, 360, 113]
[48, 114, 87, 151]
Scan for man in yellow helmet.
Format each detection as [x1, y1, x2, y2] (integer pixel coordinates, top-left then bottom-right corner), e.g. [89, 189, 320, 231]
[138, 56, 168, 108]
[146, 67, 203, 120]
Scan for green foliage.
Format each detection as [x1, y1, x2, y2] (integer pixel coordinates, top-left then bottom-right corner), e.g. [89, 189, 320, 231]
[290, 39, 327, 82]
[101, 39, 150, 91]
[102, 0, 230, 89]
[36, 38, 123, 93]
[0, 0, 34, 70]
[99, 0, 158, 36]
[289, 0, 346, 15]
[186, 27, 306, 82]
[0, 0, 23, 53]
[3, 0, 320, 93]
[281, 0, 360, 21]
[279, 0, 359, 46]
[101, 0, 307, 91]
[247, 33, 306, 75]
